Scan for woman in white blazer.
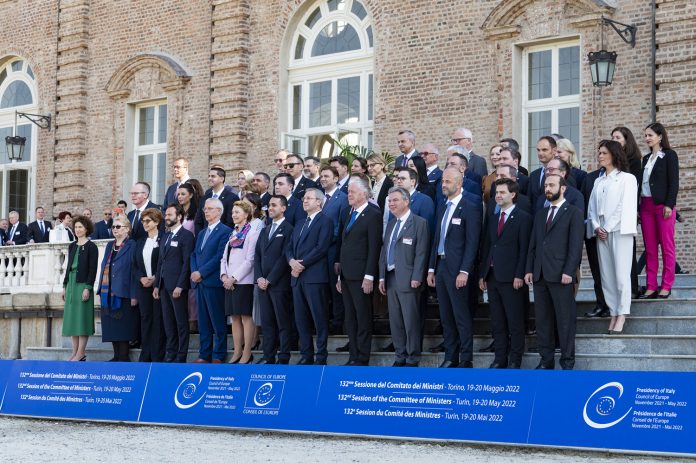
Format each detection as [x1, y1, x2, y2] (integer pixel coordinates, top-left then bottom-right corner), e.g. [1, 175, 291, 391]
[587, 140, 638, 334]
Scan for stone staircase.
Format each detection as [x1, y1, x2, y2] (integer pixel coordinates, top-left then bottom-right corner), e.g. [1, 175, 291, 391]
[25, 275, 696, 370]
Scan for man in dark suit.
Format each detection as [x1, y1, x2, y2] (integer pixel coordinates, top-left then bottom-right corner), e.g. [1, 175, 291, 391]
[391, 167, 435, 234]
[285, 154, 317, 199]
[273, 173, 307, 227]
[422, 144, 443, 203]
[527, 136, 557, 210]
[255, 195, 294, 364]
[394, 129, 419, 168]
[252, 172, 272, 212]
[427, 167, 481, 368]
[379, 187, 430, 367]
[128, 182, 161, 241]
[194, 167, 239, 235]
[487, 165, 532, 215]
[27, 206, 52, 243]
[287, 188, 333, 365]
[581, 167, 610, 317]
[330, 156, 351, 194]
[534, 158, 584, 214]
[190, 198, 233, 363]
[162, 158, 190, 208]
[0, 219, 7, 246]
[500, 138, 529, 176]
[91, 207, 114, 240]
[479, 179, 532, 369]
[5, 211, 29, 245]
[153, 204, 195, 363]
[495, 148, 529, 196]
[320, 166, 350, 334]
[445, 153, 482, 198]
[451, 127, 488, 179]
[524, 175, 584, 370]
[336, 176, 383, 366]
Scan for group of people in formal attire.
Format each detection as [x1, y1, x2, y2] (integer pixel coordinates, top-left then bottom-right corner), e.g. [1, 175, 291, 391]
[4, 123, 680, 369]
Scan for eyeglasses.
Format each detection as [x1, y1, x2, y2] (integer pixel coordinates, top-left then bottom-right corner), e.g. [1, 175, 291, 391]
[420, 152, 436, 156]
[274, 158, 285, 163]
[450, 137, 470, 143]
[141, 219, 153, 224]
[172, 165, 186, 169]
[104, 212, 113, 216]
[283, 163, 299, 169]
[111, 225, 125, 230]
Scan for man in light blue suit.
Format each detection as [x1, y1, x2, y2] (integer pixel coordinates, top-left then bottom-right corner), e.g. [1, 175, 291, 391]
[320, 165, 350, 334]
[190, 198, 232, 363]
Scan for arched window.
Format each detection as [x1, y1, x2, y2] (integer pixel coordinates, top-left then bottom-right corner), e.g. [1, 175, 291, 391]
[284, 0, 374, 159]
[0, 57, 37, 220]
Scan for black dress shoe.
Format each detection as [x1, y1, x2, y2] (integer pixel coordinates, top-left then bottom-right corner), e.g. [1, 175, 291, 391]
[584, 306, 610, 318]
[404, 362, 419, 367]
[129, 341, 141, 349]
[381, 343, 395, 352]
[489, 362, 507, 369]
[535, 363, 554, 370]
[256, 358, 276, 365]
[439, 360, 459, 368]
[478, 341, 495, 353]
[657, 290, 671, 299]
[638, 291, 658, 299]
[392, 361, 406, 367]
[336, 342, 350, 352]
[508, 363, 521, 369]
[344, 360, 367, 366]
[458, 361, 473, 368]
[429, 342, 445, 353]
[297, 358, 314, 365]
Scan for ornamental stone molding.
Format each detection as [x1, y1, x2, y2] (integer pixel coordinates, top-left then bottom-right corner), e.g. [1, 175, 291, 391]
[105, 53, 191, 100]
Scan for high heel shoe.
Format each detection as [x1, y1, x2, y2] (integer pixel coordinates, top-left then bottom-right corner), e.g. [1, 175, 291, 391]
[657, 290, 671, 299]
[79, 356, 86, 362]
[240, 354, 254, 365]
[229, 355, 242, 364]
[638, 291, 657, 299]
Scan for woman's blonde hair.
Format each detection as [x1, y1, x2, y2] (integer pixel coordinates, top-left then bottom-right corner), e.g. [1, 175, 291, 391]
[556, 138, 580, 168]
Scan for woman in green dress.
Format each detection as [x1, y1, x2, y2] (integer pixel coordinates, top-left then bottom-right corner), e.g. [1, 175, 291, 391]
[62, 216, 98, 361]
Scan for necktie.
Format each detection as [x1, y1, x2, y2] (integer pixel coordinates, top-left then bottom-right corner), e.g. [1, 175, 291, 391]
[387, 219, 401, 268]
[164, 231, 173, 248]
[545, 206, 557, 232]
[325, 193, 331, 202]
[268, 222, 278, 239]
[212, 192, 218, 199]
[133, 210, 140, 234]
[497, 211, 506, 237]
[10, 224, 16, 239]
[39, 221, 44, 235]
[345, 210, 358, 232]
[200, 227, 212, 250]
[298, 217, 311, 240]
[539, 167, 545, 187]
[438, 201, 453, 256]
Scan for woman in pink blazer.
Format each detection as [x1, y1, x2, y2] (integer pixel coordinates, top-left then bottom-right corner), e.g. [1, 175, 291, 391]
[220, 201, 261, 364]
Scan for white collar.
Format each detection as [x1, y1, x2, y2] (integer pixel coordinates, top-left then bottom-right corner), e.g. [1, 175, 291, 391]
[353, 202, 369, 214]
[169, 224, 182, 235]
[207, 220, 221, 231]
[501, 204, 516, 216]
[394, 209, 411, 224]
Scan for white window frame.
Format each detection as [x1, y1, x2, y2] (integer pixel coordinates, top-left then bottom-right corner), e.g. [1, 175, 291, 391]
[133, 101, 167, 204]
[520, 39, 581, 171]
[0, 57, 38, 220]
[284, 0, 374, 158]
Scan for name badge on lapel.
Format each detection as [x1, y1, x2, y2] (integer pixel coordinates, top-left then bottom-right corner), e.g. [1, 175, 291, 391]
[402, 238, 413, 245]
[452, 218, 462, 226]
[275, 234, 283, 238]
[171, 241, 179, 247]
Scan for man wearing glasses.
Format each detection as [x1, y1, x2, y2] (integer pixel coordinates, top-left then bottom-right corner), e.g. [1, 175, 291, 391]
[162, 158, 191, 208]
[421, 144, 443, 203]
[127, 182, 161, 241]
[285, 154, 318, 199]
[274, 149, 289, 176]
[304, 156, 322, 184]
[450, 127, 488, 180]
[91, 207, 114, 240]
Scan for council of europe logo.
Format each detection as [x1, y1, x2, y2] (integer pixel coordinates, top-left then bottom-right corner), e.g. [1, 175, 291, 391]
[583, 381, 633, 429]
[174, 372, 207, 410]
[244, 379, 285, 409]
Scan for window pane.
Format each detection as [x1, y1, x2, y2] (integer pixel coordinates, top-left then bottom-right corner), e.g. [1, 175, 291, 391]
[337, 76, 360, 124]
[559, 46, 580, 97]
[558, 107, 580, 152]
[305, 7, 321, 28]
[0, 69, 6, 88]
[308, 134, 335, 159]
[138, 107, 154, 145]
[16, 124, 32, 162]
[8, 169, 29, 221]
[527, 110, 551, 169]
[0, 127, 11, 164]
[311, 22, 361, 57]
[0, 81, 33, 108]
[368, 74, 373, 121]
[351, 0, 367, 20]
[157, 152, 167, 202]
[327, 0, 345, 11]
[26, 66, 34, 80]
[291, 139, 302, 155]
[367, 25, 373, 48]
[367, 131, 373, 150]
[158, 104, 167, 144]
[528, 50, 551, 100]
[294, 35, 306, 60]
[309, 81, 332, 127]
[292, 85, 302, 130]
[138, 154, 153, 184]
[11, 61, 23, 72]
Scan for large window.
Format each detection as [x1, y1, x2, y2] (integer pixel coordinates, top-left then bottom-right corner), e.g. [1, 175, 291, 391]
[133, 102, 167, 203]
[522, 41, 581, 171]
[0, 57, 37, 220]
[285, 0, 374, 159]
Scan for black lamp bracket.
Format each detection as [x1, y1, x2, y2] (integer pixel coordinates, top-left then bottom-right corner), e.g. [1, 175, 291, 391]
[16, 111, 52, 131]
[603, 17, 637, 48]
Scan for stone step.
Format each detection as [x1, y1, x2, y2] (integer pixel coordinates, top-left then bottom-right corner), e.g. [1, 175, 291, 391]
[577, 273, 695, 288]
[24, 346, 696, 372]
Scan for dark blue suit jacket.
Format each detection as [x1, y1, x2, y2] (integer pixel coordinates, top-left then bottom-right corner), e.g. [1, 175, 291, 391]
[284, 196, 307, 228]
[91, 219, 112, 240]
[194, 185, 239, 235]
[254, 219, 293, 291]
[156, 227, 195, 291]
[534, 185, 585, 215]
[429, 196, 481, 276]
[292, 176, 319, 199]
[162, 181, 180, 209]
[98, 239, 138, 299]
[480, 206, 532, 282]
[6, 222, 29, 245]
[190, 222, 232, 288]
[465, 169, 482, 187]
[322, 189, 350, 242]
[127, 201, 162, 241]
[286, 212, 332, 285]
[463, 178, 481, 198]
[527, 167, 545, 210]
[388, 190, 436, 236]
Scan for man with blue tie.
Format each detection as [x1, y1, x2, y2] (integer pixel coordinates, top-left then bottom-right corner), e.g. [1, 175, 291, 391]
[153, 204, 195, 363]
[320, 166, 350, 334]
[287, 188, 333, 365]
[394, 129, 420, 168]
[190, 198, 232, 363]
[273, 173, 307, 227]
[527, 136, 557, 209]
[427, 167, 482, 368]
[194, 167, 240, 235]
[27, 207, 53, 243]
[379, 187, 430, 367]
[330, 156, 351, 194]
[390, 167, 435, 234]
[255, 195, 294, 364]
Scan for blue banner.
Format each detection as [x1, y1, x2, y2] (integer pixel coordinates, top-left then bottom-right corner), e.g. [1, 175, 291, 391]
[1, 360, 694, 455]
